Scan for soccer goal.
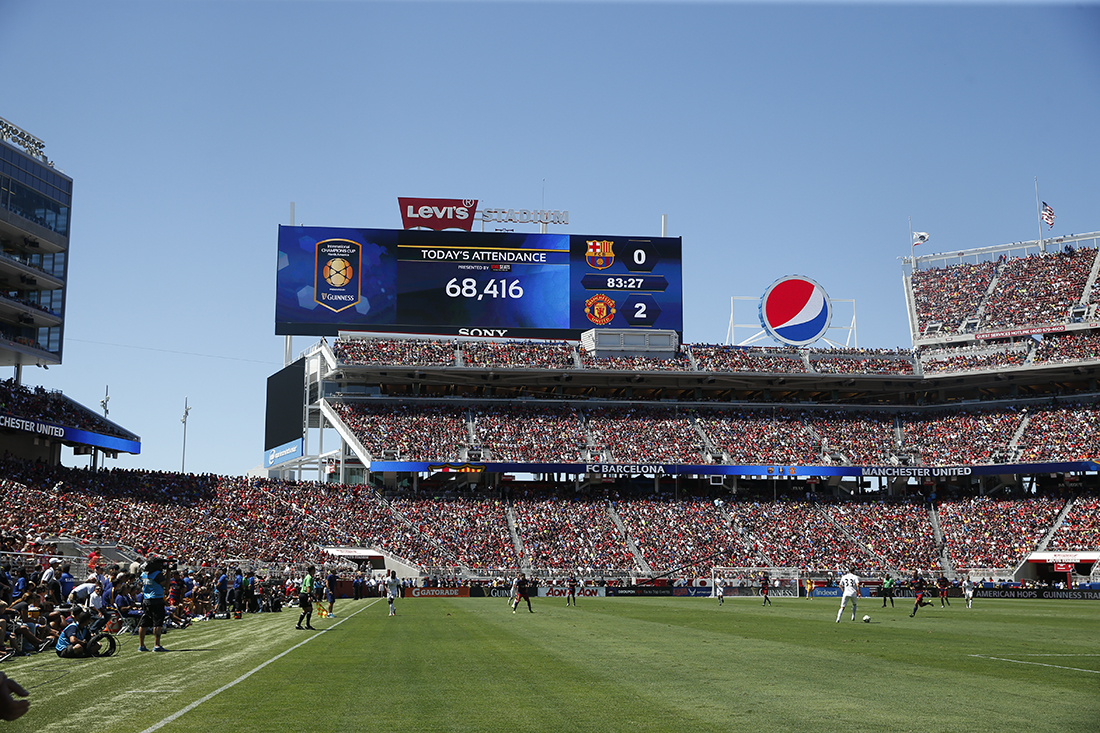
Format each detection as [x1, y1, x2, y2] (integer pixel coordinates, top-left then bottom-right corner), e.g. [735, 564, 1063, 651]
[710, 566, 804, 598]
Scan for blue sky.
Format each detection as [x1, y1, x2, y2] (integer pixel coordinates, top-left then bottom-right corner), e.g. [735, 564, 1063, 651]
[1, 1, 1097, 476]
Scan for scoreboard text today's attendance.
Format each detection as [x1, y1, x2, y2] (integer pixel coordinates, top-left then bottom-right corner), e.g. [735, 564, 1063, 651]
[275, 226, 683, 339]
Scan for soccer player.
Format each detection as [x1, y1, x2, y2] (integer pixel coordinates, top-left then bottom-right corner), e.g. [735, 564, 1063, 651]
[716, 578, 724, 606]
[511, 573, 533, 613]
[835, 569, 860, 622]
[295, 566, 315, 630]
[804, 576, 814, 600]
[384, 570, 400, 617]
[760, 572, 772, 606]
[881, 574, 895, 608]
[565, 574, 578, 607]
[937, 574, 951, 607]
[909, 574, 933, 617]
[962, 576, 975, 609]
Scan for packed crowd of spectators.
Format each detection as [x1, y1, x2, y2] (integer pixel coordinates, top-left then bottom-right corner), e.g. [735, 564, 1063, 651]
[586, 406, 705, 463]
[1015, 403, 1100, 463]
[0, 455, 1090, 580]
[387, 498, 517, 569]
[897, 408, 1023, 465]
[333, 338, 457, 367]
[1031, 329, 1100, 365]
[980, 248, 1096, 331]
[511, 499, 637, 572]
[321, 398, 1100, 468]
[937, 496, 1064, 569]
[472, 404, 589, 463]
[462, 341, 576, 370]
[809, 411, 896, 466]
[911, 260, 996, 336]
[809, 354, 915, 375]
[691, 345, 806, 374]
[330, 402, 469, 462]
[699, 408, 821, 465]
[0, 379, 131, 439]
[1046, 496, 1100, 551]
[614, 498, 766, 572]
[579, 351, 694, 372]
[920, 345, 1029, 374]
[724, 501, 877, 573]
[822, 501, 939, 575]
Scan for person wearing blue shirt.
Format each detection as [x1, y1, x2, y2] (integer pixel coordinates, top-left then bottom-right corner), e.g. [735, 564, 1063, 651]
[138, 558, 168, 652]
[58, 565, 76, 600]
[232, 568, 243, 616]
[56, 611, 96, 659]
[215, 569, 228, 616]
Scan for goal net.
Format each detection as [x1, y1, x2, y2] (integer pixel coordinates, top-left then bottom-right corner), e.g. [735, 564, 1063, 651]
[710, 566, 803, 598]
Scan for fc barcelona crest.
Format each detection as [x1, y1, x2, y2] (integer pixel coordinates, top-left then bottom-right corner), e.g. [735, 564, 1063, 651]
[585, 293, 617, 325]
[586, 239, 615, 270]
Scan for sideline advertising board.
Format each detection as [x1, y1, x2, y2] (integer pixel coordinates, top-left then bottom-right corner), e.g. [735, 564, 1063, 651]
[275, 226, 683, 339]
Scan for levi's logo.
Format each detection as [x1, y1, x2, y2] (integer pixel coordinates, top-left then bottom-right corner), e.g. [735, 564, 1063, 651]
[399, 197, 478, 231]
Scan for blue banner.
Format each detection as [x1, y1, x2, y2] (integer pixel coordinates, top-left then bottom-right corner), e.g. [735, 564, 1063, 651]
[0, 414, 140, 454]
[368, 459, 1099, 477]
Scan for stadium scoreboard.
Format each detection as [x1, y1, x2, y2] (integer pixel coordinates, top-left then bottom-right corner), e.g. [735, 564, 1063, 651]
[275, 226, 683, 339]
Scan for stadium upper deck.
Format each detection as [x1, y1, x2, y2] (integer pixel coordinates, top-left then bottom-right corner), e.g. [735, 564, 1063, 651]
[906, 230, 1100, 347]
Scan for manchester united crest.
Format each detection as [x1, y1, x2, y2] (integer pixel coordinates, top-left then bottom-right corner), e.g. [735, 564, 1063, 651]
[585, 293, 617, 325]
[586, 239, 615, 270]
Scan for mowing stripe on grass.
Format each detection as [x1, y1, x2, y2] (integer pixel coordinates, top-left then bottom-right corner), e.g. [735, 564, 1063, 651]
[138, 598, 381, 733]
[969, 654, 1100, 675]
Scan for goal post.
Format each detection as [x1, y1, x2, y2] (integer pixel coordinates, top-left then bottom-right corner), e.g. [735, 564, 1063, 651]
[710, 566, 803, 598]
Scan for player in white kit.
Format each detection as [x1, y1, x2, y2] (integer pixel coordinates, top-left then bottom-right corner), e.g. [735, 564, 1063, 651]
[835, 569, 861, 623]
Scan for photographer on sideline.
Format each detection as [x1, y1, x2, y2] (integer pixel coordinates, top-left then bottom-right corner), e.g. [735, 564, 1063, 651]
[55, 610, 98, 659]
[138, 557, 170, 653]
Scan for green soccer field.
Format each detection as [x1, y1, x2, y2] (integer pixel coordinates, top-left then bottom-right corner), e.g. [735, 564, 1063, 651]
[6, 596, 1099, 733]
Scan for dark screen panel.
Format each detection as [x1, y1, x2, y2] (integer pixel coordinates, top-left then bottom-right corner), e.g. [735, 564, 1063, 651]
[265, 358, 305, 450]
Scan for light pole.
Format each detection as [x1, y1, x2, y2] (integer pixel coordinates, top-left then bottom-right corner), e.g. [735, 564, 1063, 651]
[94, 385, 110, 471]
[181, 397, 191, 473]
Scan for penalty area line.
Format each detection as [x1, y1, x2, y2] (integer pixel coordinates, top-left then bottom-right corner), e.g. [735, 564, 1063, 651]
[969, 654, 1100, 675]
[138, 598, 383, 733]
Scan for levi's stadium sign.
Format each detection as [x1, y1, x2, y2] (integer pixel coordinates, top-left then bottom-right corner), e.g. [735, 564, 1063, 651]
[399, 197, 478, 231]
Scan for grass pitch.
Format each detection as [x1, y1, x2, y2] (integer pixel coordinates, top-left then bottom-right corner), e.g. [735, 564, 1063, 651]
[6, 595, 1098, 733]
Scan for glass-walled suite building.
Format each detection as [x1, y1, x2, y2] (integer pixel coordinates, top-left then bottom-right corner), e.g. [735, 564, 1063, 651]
[0, 116, 70, 368]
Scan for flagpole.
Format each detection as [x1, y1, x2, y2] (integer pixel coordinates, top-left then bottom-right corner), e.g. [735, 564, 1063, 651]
[909, 216, 914, 269]
[1035, 177, 1043, 250]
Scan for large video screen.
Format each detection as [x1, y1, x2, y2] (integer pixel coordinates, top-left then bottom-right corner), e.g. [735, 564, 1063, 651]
[275, 226, 682, 339]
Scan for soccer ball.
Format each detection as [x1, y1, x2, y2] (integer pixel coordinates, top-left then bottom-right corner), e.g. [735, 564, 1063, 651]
[862, 615, 871, 623]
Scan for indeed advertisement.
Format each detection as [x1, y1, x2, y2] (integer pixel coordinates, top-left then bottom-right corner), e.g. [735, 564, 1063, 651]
[275, 226, 683, 339]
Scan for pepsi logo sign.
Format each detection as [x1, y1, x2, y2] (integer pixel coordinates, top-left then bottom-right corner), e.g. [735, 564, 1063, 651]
[759, 275, 832, 346]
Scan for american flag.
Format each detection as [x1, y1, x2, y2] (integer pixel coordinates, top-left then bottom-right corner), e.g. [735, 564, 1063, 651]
[1041, 202, 1056, 229]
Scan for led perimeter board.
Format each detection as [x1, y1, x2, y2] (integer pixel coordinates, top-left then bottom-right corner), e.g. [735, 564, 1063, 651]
[275, 226, 683, 339]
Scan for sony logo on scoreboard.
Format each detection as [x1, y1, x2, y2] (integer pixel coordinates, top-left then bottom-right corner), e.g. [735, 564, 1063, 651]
[399, 197, 478, 231]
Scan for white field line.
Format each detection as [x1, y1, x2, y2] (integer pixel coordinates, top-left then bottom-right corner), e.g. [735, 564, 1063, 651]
[969, 654, 1100, 675]
[139, 598, 382, 733]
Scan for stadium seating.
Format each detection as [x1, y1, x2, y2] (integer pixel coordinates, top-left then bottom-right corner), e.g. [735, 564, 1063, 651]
[0, 456, 1084, 578]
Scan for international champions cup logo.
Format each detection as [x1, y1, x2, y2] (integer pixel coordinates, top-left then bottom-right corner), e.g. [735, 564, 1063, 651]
[314, 239, 362, 313]
[759, 275, 832, 346]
